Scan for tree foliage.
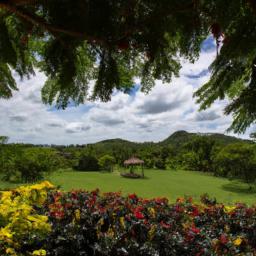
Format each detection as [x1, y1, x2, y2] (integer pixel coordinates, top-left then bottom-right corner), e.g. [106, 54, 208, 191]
[98, 154, 115, 172]
[182, 136, 216, 172]
[0, 136, 8, 144]
[1, 147, 61, 182]
[214, 143, 256, 187]
[75, 154, 100, 171]
[1, 1, 256, 131]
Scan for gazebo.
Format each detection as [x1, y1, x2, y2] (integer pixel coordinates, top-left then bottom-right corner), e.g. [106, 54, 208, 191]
[122, 157, 145, 178]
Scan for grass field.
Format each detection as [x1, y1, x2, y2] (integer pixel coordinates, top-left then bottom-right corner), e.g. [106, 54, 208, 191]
[1, 169, 255, 205]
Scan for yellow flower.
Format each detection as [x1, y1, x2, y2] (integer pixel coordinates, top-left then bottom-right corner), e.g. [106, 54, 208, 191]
[5, 248, 17, 256]
[41, 181, 54, 188]
[30, 181, 54, 191]
[182, 221, 191, 229]
[177, 197, 185, 203]
[0, 227, 13, 239]
[107, 227, 115, 237]
[119, 217, 125, 228]
[224, 225, 230, 232]
[0, 191, 12, 201]
[32, 249, 47, 256]
[74, 209, 80, 221]
[0, 182, 53, 254]
[233, 237, 243, 246]
[98, 218, 104, 226]
[148, 208, 156, 218]
[148, 225, 156, 240]
[224, 205, 236, 213]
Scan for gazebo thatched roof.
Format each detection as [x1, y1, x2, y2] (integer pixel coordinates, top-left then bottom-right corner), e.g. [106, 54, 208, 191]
[124, 157, 144, 165]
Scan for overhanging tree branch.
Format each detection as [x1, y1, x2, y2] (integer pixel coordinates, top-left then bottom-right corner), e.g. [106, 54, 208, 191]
[0, 2, 107, 46]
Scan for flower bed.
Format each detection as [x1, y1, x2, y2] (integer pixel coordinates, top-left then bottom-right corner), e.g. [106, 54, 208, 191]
[0, 182, 256, 255]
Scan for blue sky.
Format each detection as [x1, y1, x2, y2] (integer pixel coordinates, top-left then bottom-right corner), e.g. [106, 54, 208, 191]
[0, 37, 253, 144]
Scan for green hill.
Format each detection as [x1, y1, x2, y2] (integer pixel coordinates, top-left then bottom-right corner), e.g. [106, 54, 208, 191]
[94, 130, 251, 149]
[160, 130, 249, 147]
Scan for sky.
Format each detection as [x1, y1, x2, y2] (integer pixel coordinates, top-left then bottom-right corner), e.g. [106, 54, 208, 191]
[0, 37, 253, 145]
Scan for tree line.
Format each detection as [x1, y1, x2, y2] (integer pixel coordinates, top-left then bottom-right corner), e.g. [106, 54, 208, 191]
[0, 133, 256, 189]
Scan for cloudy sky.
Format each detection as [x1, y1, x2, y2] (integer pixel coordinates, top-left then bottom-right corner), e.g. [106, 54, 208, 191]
[0, 37, 253, 144]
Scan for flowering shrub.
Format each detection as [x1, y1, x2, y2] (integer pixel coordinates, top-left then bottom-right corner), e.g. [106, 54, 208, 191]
[44, 191, 256, 256]
[0, 181, 53, 256]
[1, 183, 256, 255]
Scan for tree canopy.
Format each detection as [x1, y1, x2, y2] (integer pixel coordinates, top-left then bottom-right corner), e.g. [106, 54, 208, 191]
[0, 0, 256, 132]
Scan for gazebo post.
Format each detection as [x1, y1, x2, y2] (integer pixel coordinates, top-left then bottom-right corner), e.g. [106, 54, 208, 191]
[130, 165, 134, 174]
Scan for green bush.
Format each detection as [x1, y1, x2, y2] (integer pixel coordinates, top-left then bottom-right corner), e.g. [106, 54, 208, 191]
[74, 155, 100, 171]
[98, 154, 115, 172]
[154, 157, 166, 169]
[2, 147, 61, 182]
[215, 143, 256, 188]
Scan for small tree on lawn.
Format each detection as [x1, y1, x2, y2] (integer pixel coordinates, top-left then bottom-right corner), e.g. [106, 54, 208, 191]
[98, 155, 115, 172]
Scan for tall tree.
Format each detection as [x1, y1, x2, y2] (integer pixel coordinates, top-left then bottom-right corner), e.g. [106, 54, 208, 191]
[0, 1, 256, 132]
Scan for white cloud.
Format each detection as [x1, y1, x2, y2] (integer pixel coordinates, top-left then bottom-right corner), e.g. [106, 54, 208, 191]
[0, 40, 251, 144]
[65, 122, 90, 134]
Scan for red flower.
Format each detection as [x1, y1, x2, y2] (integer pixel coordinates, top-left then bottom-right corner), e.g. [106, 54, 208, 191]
[191, 226, 200, 234]
[55, 203, 63, 209]
[246, 208, 254, 216]
[155, 197, 168, 205]
[160, 221, 171, 229]
[134, 211, 144, 219]
[191, 206, 199, 217]
[187, 196, 193, 203]
[175, 205, 184, 213]
[134, 206, 144, 212]
[143, 219, 149, 225]
[142, 199, 150, 204]
[220, 234, 228, 244]
[71, 192, 79, 201]
[52, 210, 65, 219]
[91, 189, 99, 196]
[64, 203, 72, 209]
[128, 193, 137, 200]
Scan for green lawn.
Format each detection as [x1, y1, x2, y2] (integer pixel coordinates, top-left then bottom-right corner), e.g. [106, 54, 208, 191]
[49, 169, 256, 205]
[1, 169, 255, 205]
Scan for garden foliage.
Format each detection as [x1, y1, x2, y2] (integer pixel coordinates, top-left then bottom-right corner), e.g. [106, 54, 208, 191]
[0, 182, 256, 255]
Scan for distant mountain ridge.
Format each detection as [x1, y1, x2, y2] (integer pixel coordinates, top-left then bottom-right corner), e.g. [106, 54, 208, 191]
[159, 130, 249, 146]
[95, 130, 251, 148]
